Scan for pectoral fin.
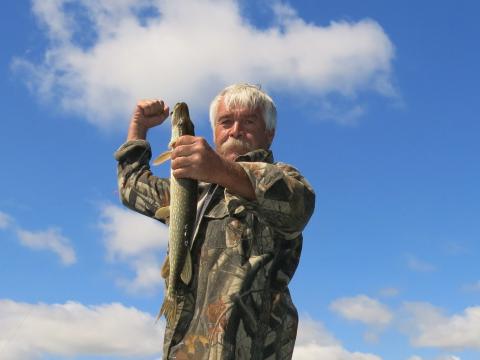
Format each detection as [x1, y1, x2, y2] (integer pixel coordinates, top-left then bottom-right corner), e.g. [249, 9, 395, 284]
[180, 251, 192, 285]
[152, 150, 172, 166]
[160, 254, 170, 279]
[154, 206, 170, 221]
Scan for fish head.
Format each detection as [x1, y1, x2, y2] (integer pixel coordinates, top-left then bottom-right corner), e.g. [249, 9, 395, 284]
[171, 102, 195, 135]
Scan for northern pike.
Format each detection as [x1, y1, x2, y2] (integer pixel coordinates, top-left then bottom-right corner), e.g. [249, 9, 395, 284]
[152, 102, 197, 324]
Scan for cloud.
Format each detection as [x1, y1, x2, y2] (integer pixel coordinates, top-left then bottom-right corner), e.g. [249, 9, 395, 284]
[98, 204, 168, 293]
[406, 254, 436, 272]
[0, 299, 164, 360]
[0, 211, 13, 229]
[13, 0, 395, 128]
[435, 356, 461, 360]
[330, 295, 393, 326]
[293, 316, 382, 360]
[462, 280, 480, 292]
[402, 302, 480, 350]
[379, 287, 400, 298]
[99, 204, 168, 259]
[15, 227, 76, 265]
[0, 302, 383, 360]
[0, 210, 76, 265]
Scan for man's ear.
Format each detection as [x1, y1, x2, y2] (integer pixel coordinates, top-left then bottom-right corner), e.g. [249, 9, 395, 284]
[267, 129, 275, 147]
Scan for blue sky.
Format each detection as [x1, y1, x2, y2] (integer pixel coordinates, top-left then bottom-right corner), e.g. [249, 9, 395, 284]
[1, 1, 479, 359]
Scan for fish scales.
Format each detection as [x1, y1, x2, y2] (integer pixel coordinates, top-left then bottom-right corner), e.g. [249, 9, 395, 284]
[157, 102, 197, 324]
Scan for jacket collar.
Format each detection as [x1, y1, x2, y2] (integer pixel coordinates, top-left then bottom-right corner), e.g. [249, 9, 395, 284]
[234, 148, 274, 164]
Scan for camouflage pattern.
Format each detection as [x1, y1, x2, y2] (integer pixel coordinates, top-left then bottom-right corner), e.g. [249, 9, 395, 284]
[115, 139, 315, 360]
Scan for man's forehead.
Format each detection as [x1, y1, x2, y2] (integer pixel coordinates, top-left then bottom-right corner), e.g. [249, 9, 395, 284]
[217, 104, 261, 117]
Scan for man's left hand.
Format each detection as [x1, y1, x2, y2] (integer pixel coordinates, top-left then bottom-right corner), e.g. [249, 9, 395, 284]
[171, 135, 256, 200]
[171, 135, 224, 184]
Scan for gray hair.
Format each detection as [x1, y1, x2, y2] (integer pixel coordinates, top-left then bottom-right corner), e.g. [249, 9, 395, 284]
[209, 83, 277, 131]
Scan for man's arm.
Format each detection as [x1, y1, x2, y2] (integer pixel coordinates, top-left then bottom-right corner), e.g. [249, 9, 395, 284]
[231, 161, 315, 235]
[169, 135, 256, 200]
[127, 99, 169, 141]
[169, 135, 315, 234]
[115, 100, 172, 221]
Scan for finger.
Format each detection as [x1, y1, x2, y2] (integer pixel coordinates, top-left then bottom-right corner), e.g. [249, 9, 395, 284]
[171, 156, 192, 171]
[171, 143, 196, 159]
[173, 135, 199, 147]
[172, 168, 193, 180]
[142, 100, 168, 117]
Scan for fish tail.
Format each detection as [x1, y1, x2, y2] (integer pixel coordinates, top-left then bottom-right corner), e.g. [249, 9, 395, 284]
[157, 294, 177, 325]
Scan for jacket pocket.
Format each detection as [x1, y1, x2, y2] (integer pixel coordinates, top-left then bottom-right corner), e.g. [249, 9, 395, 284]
[203, 201, 245, 249]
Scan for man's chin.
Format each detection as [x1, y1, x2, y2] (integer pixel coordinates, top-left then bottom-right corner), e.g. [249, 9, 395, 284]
[222, 151, 241, 161]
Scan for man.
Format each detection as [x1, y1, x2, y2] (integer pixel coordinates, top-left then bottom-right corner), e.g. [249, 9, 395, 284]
[115, 84, 315, 359]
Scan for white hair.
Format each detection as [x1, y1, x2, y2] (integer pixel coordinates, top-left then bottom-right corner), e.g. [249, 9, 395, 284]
[209, 83, 277, 131]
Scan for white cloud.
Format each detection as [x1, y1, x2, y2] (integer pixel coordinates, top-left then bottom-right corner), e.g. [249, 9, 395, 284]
[435, 356, 461, 360]
[0, 299, 164, 360]
[293, 317, 382, 360]
[116, 255, 166, 294]
[14, 0, 395, 128]
[0, 211, 76, 265]
[403, 302, 480, 350]
[0, 302, 384, 360]
[407, 356, 423, 360]
[98, 204, 168, 293]
[330, 295, 393, 326]
[406, 254, 436, 272]
[462, 280, 480, 292]
[0, 211, 13, 229]
[99, 204, 168, 258]
[379, 287, 400, 298]
[16, 227, 76, 265]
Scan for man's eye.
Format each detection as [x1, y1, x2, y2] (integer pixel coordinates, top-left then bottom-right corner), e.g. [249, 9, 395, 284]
[219, 118, 232, 126]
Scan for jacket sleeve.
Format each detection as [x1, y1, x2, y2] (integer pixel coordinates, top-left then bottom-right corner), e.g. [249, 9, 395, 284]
[114, 139, 170, 221]
[224, 161, 315, 237]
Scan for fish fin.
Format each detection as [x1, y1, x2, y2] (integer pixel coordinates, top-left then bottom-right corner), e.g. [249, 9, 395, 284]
[154, 206, 170, 221]
[180, 250, 192, 285]
[158, 294, 177, 325]
[152, 150, 172, 166]
[160, 254, 170, 279]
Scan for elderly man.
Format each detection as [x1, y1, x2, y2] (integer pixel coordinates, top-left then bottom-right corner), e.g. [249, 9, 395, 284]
[114, 84, 315, 359]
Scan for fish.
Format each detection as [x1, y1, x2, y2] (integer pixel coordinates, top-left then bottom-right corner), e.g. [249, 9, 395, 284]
[152, 102, 197, 324]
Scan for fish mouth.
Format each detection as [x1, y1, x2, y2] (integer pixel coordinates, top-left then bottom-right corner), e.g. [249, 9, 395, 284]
[172, 102, 190, 121]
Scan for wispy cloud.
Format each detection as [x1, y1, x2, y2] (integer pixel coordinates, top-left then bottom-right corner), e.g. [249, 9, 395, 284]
[462, 280, 480, 293]
[379, 287, 400, 298]
[330, 295, 393, 326]
[294, 316, 382, 360]
[0, 210, 76, 266]
[16, 227, 76, 265]
[435, 356, 461, 360]
[13, 0, 396, 128]
[98, 204, 168, 294]
[330, 294, 393, 342]
[0, 299, 164, 360]
[406, 254, 436, 272]
[402, 302, 480, 350]
[0, 211, 13, 229]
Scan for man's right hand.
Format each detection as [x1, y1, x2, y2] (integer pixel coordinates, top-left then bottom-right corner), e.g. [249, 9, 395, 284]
[127, 100, 170, 141]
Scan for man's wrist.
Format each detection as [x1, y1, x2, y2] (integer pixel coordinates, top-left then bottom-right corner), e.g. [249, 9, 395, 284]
[127, 122, 148, 141]
[218, 159, 256, 201]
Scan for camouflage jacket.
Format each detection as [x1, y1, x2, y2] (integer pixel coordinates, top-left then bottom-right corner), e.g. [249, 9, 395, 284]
[114, 139, 315, 360]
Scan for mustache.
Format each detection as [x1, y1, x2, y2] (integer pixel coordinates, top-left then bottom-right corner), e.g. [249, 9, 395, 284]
[219, 137, 253, 154]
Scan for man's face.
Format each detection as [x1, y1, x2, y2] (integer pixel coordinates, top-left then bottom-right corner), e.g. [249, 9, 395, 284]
[214, 99, 275, 161]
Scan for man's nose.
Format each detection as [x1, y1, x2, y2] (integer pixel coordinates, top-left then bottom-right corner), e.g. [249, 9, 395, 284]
[229, 120, 242, 138]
